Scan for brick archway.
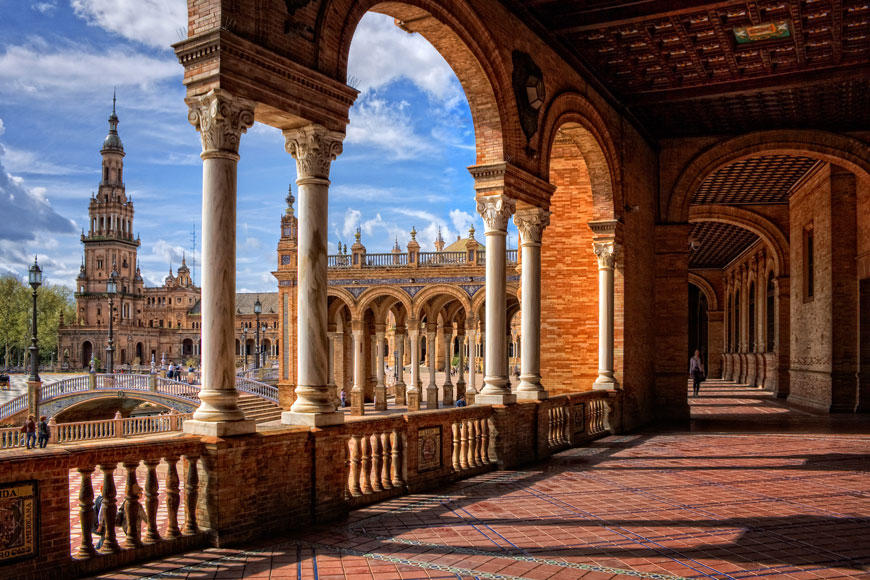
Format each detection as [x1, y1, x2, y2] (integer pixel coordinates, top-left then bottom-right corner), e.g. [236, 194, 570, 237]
[319, 0, 514, 165]
[688, 273, 718, 311]
[667, 130, 870, 223]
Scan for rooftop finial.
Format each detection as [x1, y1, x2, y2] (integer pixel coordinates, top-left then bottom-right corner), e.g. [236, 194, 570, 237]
[469, 225, 476, 239]
[355, 226, 361, 243]
[410, 226, 417, 240]
[112, 87, 116, 115]
[286, 184, 295, 215]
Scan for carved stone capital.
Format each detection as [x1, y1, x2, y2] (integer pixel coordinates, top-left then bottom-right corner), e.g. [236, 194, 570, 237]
[513, 207, 550, 245]
[476, 195, 516, 233]
[593, 241, 618, 269]
[283, 124, 344, 180]
[186, 89, 255, 156]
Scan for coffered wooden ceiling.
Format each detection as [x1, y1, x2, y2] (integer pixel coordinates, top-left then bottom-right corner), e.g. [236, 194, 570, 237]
[689, 221, 760, 268]
[510, 0, 870, 136]
[693, 154, 819, 204]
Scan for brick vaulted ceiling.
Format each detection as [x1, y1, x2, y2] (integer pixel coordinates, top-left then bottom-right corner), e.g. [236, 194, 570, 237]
[510, 0, 870, 136]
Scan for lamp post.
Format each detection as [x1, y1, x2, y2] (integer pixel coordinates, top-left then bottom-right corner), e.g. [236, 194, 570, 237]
[261, 323, 267, 367]
[27, 257, 42, 382]
[106, 268, 118, 374]
[242, 326, 248, 370]
[27, 257, 42, 419]
[254, 296, 262, 370]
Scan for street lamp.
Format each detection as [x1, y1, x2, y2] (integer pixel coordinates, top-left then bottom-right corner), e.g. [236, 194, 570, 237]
[242, 326, 248, 370]
[27, 257, 42, 383]
[261, 323, 267, 367]
[253, 296, 262, 370]
[106, 268, 118, 374]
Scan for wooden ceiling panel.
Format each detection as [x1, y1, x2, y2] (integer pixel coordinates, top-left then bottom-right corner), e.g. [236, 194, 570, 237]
[693, 155, 819, 205]
[689, 221, 759, 268]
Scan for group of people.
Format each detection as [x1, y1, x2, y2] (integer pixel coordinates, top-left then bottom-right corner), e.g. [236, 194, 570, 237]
[92, 483, 147, 549]
[20, 414, 50, 449]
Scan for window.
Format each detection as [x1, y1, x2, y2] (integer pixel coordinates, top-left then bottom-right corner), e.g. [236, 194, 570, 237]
[103, 167, 108, 181]
[766, 272, 775, 352]
[804, 225, 815, 300]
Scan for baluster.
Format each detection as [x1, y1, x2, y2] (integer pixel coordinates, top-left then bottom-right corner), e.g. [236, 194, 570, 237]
[182, 454, 199, 534]
[164, 455, 181, 538]
[471, 420, 481, 467]
[370, 434, 383, 492]
[360, 435, 372, 494]
[348, 436, 361, 496]
[451, 423, 460, 471]
[480, 418, 490, 464]
[459, 421, 468, 470]
[122, 461, 142, 548]
[390, 430, 403, 487]
[75, 466, 96, 559]
[98, 463, 120, 553]
[556, 407, 563, 445]
[380, 432, 392, 490]
[143, 459, 160, 543]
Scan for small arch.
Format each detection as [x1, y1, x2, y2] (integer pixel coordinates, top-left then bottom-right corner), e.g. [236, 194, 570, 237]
[687, 273, 719, 311]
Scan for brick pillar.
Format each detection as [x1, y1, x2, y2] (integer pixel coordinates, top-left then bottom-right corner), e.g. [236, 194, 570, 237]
[654, 224, 691, 423]
[707, 310, 724, 379]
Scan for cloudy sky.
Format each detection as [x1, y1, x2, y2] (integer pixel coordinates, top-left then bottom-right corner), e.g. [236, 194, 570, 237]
[0, 0, 519, 292]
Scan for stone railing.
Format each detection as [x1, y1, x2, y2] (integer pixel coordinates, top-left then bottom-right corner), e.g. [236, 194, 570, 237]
[41, 375, 91, 400]
[0, 394, 27, 420]
[326, 250, 517, 269]
[154, 377, 200, 402]
[451, 409, 495, 475]
[328, 255, 352, 268]
[236, 377, 279, 403]
[347, 423, 405, 501]
[0, 412, 191, 448]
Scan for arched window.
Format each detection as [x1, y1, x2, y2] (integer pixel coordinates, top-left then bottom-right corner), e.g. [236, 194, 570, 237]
[748, 283, 756, 351]
[103, 167, 109, 181]
[766, 272, 775, 352]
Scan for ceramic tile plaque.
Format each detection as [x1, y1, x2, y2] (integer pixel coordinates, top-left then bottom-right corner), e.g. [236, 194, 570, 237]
[0, 480, 37, 564]
[573, 403, 586, 433]
[417, 426, 442, 472]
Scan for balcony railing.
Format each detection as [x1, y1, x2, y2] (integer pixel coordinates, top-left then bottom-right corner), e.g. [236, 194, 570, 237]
[326, 250, 518, 269]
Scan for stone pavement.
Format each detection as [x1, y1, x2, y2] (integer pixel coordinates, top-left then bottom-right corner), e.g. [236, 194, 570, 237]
[85, 382, 870, 580]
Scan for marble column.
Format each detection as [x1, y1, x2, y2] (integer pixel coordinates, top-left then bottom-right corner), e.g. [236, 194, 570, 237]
[327, 330, 338, 405]
[476, 195, 516, 405]
[593, 240, 618, 390]
[426, 326, 439, 409]
[282, 124, 345, 427]
[407, 326, 421, 411]
[350, 325, 364, 416]
[456, 329, 466, 401]
[374, 325, 387, 411]
[466, 324, 477, 404]
[514, 207, 550, 400]
[184, 89, 255, 436]
[442, 326, 454, 405]
[394, 329, 407, 405]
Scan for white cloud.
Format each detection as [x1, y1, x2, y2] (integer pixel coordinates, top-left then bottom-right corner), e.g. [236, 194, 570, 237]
[360, 213, 385, 237]
[0, 42, 179, 101]
[151, 240, 186, 265]
[2, 146, 92, 176]
[393, 208, 438, 224]
[348, 13, 464, 108]
[346, 96, 433, 160]
[244, 237, 262, 250]
[71, 0, 187, 50]
[32, 2, 57, 14]
[450, 209, 475, 234]
[341, 208, 361, 239]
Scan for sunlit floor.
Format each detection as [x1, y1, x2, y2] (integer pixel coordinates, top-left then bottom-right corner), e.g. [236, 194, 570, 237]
[87, 382, 870, 580]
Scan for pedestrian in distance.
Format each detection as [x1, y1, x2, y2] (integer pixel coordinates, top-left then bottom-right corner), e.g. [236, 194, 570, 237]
[455, 394, 467, 407]
[37, 415, 50, 448]
[21, 415, 37, 449]
[690, 349, 705, 397]
[339, 388, 347, 408]
[94, 485, 105, 550]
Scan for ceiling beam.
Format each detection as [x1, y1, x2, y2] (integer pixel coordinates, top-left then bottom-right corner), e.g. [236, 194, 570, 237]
[546, 0, 746, 33]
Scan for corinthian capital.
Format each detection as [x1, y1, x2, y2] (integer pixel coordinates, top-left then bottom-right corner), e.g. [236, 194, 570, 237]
[513, 207, 550, 245]
[593, 241, 618, 269]
[476, 195, 516, 233]
[283, 125, 344, 180]
[186, 89, 255, 156]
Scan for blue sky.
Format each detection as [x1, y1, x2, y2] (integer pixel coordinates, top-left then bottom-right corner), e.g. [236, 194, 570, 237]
[0, 0, 519, 292]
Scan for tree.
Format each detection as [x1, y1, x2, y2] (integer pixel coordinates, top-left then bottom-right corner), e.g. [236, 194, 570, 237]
[0, 275, 28, 369]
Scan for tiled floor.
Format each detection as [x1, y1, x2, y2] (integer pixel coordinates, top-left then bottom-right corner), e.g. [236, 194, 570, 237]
[87, 383, 870, 580]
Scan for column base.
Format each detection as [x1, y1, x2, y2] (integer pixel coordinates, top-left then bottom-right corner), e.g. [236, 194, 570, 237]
[593, 377, 618, 390]
[395, 382, 406, 405]
[466, 388, 477, 405]
[374, 385, 387, 411]
[426, 386, 439, 409]
[281, 411, 344, 427]
[183, 419, 256, 437]
[442, 384, 454, 406]
[516, 389, 549, 401]
[475, 394, 516, 405]
[350, 390, 365, 416]
[407, 390, 421, 411]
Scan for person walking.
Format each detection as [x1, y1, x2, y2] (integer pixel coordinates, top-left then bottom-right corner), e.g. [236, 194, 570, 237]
[339, 389, 347, 408]
[22, 415, 37, 449]
[689, 349, 705, 397]
[94, 485, 105, 550]
[37, 416, 50, 448]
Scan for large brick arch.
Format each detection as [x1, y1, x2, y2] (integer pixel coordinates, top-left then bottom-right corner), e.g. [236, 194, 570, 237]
[356, 287, 413, 323]
[412, 285, 472, 321]
[318, 0, 514, 164]
[667, 130, 870, 223]
[688, 272, 719, 311]
[537, 91, 621, 220]
[688, 205, 789, 275]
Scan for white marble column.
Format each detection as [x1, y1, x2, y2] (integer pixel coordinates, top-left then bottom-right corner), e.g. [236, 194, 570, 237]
[426, 327, 438, 409]
[374, 326, 387, 411]
[593, 241, 618, 390]
[407, 326, 421, 411]
[282, 125, 345, 426]
[466, 325, 477, 403]
[514, 207, 550, 400]
[184, 89, 255, 436]
[476, 195, 516, 405]
[442, 326, 454, 405]
[327, 330, 337, 403]
[394, 329, 406, 405]
[350, 326, 364, 416]
[456, 329, 466, 401]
